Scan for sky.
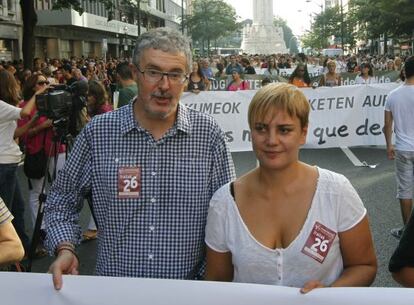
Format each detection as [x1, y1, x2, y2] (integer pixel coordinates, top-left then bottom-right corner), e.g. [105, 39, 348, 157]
[224, 0, 323, 36]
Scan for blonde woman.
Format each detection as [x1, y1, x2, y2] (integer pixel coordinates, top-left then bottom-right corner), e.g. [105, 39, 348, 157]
[205, 83, 377, 293]
[319, 60, 341, 87]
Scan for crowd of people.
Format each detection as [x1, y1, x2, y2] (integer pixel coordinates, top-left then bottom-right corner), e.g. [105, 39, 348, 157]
[0, 27, 413, 294]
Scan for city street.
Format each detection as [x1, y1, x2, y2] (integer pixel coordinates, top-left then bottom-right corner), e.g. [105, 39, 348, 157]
[22, 146, 402, 287]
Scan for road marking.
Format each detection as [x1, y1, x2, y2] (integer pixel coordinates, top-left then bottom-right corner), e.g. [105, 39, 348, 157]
[340, 147, 378, 168]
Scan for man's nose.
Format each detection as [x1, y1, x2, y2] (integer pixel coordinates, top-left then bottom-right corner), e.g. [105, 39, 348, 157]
[158, 74, 170, 90]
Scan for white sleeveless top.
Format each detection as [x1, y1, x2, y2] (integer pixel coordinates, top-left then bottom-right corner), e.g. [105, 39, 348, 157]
[205, 168, 366, 288]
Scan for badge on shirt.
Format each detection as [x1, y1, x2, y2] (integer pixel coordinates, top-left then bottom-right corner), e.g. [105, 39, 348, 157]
[118, 167, 141, 199]
[301, 222, 337, 264]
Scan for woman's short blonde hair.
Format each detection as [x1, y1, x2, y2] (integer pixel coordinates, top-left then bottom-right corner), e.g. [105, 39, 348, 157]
[327, 60, 336, 67]
[248, 83, 310, 129]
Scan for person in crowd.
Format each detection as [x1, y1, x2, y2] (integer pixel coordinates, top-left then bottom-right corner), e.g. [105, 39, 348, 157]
[386, 59, 395, 71]
[186, 61, 209, 94]
[394, 57, 403, 72]
[383, 56, 414, 239]
[277, 55, 291, 69]
[225, 55, 243, 75]
[42, 67, 57, 85]
[227, 70, 250, 91]
[18, 74, 67, 256]
[53, 68, 64, 84]
[354, 63, 376, 85]
[82, 80, 114, 241]
[86, 80, 113, 118]
[72, 68, 88, 82]
[45, 27, 235, 290]
[0, 197, 25, 266]
[0, 70, 47, 255]
[215, 62, 226, 78]
[240, 57, 256, 75]
[347, 56, 358, 73]
[288, 63, 311, 88]
[62, 64, 77, 86]
[319, 60, 342, 87]
[17, 69, 32, 89]
[263, 57, 279, 77]
[200, 58, 214, 80]
[115, 62, 138, 108]
[204, 83, 377, 292]
[86, 62, 99, 81]
[389, 210, 414, 287]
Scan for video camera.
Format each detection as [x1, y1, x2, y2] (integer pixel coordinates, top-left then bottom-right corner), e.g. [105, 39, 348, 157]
[35, 81, 88, 137]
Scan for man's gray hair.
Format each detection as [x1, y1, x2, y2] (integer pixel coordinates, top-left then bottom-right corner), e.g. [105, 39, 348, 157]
[133, 27, 192, 73]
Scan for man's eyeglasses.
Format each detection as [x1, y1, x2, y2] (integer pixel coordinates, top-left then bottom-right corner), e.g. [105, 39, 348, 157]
[138, 68, 188, 84]
[37, 81, 50, 85]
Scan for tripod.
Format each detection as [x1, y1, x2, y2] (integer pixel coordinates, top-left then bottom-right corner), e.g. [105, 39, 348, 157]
[26, 122, 97, 272]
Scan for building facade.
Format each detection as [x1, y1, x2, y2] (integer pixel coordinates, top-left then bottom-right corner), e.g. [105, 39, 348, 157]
[0, 0, 22, 62]
[4, 0, 185, 60]
[26, 0, 186, 60]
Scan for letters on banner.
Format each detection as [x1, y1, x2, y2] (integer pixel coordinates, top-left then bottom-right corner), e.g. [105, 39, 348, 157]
[181, 83, 400, 152]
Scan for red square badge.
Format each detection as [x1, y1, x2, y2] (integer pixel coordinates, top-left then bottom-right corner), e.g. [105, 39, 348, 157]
[118, 167, 141, 199]
[301, 222, 337, 264]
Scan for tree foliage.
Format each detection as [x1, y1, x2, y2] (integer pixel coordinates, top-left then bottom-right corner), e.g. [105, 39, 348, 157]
[348, 0, 414, 39]
[302, 5, 355, 51]
[184, 0, 239, 56]
[273, 17, 298, 54]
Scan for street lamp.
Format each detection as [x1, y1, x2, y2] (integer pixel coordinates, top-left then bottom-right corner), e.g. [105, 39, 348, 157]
[181, 0, 185, 34]
[306, 0, 325, 48]
[340, 0, 345, 52]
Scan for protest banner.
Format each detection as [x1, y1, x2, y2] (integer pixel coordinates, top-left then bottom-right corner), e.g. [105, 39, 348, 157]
[1, 272, 413, 305]
[182, 83, 400, 152]
[209, 71, 400, 91]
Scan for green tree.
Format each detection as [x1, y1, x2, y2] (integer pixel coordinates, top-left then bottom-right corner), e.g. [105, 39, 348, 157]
[273, 17, 299, 54]
[20, 0, 134, 69]
[184, 0, 239, 56]
[348, 0, 414, 53]
[302, 5, 355, 51]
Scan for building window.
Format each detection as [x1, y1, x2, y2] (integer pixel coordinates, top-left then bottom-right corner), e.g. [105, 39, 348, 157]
[7, 0, 14, 11]
[156, 0, 165, 13]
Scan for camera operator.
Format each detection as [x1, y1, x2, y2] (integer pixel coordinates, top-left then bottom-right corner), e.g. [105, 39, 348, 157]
[0, 70, 46, 254]
[18, 74, 66, 256]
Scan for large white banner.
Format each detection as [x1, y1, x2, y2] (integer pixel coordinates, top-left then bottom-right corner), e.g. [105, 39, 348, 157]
[181, 83, 400, 152]
[1, 272, 413, 305]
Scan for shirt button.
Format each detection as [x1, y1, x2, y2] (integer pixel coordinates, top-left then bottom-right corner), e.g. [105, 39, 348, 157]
[149, 226, 155, 232]
[151, 171, 156, 176]
[148, 254, 154, 260]
[278, 276, 282, 280]
[150, 198, 156, 203]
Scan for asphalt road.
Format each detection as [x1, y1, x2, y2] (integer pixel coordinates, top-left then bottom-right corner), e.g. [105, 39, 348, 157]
[20, 146, 402, 287]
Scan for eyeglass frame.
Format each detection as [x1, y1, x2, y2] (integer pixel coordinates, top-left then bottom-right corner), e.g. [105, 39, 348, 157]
[137, 67, 188, 84]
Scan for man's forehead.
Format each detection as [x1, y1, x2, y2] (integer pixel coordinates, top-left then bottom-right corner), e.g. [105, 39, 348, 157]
[140, 48, 187, 69]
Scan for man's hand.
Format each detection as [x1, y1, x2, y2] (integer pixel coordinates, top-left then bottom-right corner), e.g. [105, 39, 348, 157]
[48, 249, 79, 290]
[300, 280, 325, 294]
[387, 145, 395, 160]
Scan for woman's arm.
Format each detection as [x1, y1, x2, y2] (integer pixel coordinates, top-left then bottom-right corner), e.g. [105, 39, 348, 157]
[205, 246, 234, 282]
[392, 267, 414, 287]
[14, 113, 40, 138]
[26, 119, 53, 137]
[20, 85, 49, 118]
[0, 220, 25, 266]
[301, 216, 377, 293]
[332, 216, 377, 286]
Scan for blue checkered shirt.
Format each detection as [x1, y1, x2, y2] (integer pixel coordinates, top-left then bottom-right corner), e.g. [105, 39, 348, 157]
[44, 101, 235, 279]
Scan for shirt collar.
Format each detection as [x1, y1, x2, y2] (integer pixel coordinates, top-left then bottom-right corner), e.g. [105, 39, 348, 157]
[120, 99, 191, 135]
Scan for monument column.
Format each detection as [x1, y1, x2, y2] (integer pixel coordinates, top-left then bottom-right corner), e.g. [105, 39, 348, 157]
[253, 0, 274, 26]
[241, 0, 287, 54]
